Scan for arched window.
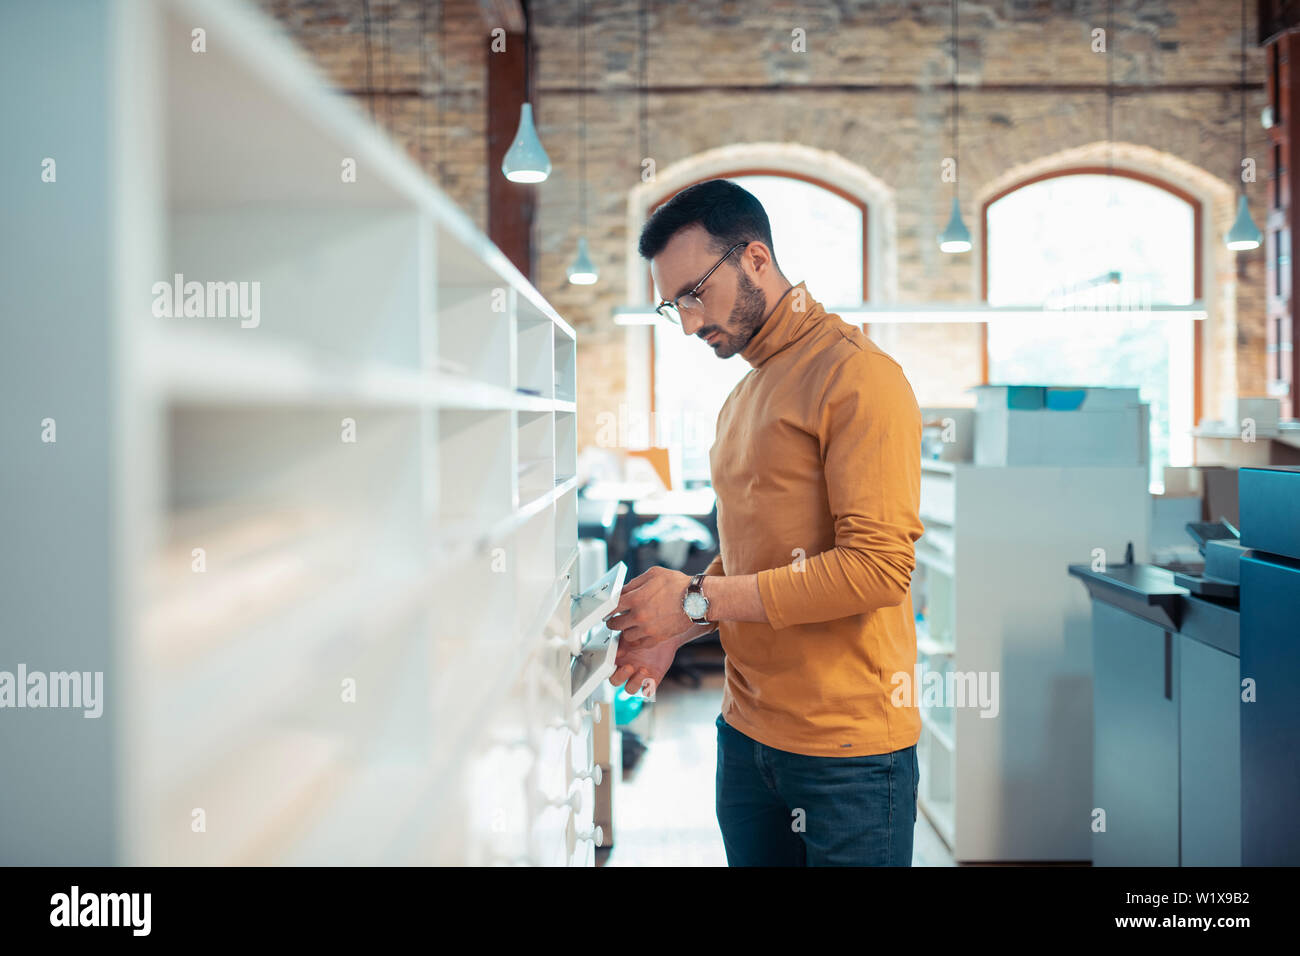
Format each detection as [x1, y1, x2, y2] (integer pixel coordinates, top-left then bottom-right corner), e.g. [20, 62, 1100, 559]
[652, 171, 869, 481]
[983, 170, 1201, 489]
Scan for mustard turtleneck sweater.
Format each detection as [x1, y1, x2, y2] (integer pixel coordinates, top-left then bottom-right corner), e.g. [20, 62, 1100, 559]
[705, 279, 924, 756]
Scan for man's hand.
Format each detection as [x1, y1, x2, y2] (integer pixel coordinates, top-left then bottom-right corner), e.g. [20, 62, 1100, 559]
[608, 630, 686, 697]
[604, 566, 696, 649]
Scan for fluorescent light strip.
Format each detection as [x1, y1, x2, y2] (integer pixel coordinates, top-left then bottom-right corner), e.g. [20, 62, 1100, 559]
[612, 303, 1208, 325]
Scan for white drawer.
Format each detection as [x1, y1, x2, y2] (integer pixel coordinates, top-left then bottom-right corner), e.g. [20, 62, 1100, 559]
[569, 708, 594, 773]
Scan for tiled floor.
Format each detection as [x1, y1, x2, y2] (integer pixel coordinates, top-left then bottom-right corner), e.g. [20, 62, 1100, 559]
[599, 648, 955, 867]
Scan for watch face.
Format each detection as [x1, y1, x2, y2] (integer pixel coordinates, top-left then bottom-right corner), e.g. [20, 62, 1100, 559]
[683, 591, 708, 619]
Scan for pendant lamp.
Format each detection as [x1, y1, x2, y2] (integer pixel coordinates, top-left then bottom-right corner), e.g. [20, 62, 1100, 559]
[939, 0, 971, 253]
[1226, 0, 1261, 250]
[939, 197, 972, 253]
[502, 11, 550, 183]
[567, 237, 598, 284]
[568, 0, 598, 284]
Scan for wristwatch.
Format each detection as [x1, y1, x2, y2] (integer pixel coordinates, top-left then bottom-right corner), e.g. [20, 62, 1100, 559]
[682, 573, 711, 625]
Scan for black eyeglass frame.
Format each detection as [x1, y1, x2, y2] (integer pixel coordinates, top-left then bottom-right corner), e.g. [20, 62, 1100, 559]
[654, 241, 750, 324]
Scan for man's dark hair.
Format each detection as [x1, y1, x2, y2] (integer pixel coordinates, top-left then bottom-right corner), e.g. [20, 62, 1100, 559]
[637, 179, 782, 274]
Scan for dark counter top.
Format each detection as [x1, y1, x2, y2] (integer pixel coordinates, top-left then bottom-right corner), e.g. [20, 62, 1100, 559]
[1068, 563, 1239, 654]
[1068, 563, 1185, 630]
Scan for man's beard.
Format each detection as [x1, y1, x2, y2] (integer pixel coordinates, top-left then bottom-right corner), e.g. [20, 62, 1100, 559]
[703, 270, 768, 359]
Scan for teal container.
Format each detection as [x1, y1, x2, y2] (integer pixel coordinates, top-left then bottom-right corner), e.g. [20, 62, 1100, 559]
[1044, 387, 1088, 410]
[972, 384, 1045, 409]
[614, 686, 646, 725]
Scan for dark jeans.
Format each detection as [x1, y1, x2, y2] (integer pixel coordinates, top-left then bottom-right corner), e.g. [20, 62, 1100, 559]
[715, 712, 918, 866]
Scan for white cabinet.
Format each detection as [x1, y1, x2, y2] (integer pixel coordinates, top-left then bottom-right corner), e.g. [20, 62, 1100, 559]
[913, 460, 1149, 862]
[1, 0, 592, 865]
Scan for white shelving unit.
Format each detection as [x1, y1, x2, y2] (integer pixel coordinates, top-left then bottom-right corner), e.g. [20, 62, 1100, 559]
[1, 0, 600, 865]
[913, 460, 1149, 863]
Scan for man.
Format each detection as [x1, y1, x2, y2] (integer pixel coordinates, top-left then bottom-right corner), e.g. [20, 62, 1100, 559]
[605, 178, 925, 866]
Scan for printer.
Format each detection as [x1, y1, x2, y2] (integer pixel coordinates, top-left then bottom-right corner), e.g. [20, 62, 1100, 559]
[1069, 464, 1300, 866]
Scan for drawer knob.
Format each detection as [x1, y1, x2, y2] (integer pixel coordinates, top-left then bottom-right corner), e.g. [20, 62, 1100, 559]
[545, 630, 583, 656]
[548, 789, 581, 813]
[551, 712, 581, 734]
[564, 811, 604, 856]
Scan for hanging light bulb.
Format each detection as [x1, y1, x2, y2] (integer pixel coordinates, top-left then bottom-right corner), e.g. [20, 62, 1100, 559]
[938, 0, 969, 254]
[567, 237, 598, 285]
[1225, 0, 1259, 251]
[501, 21, 549, 183]
[568, 0, 597, 286]
[939, 196, 972, 253]
[502, 103, 550, 183]
[1226, 193, 1263, 250]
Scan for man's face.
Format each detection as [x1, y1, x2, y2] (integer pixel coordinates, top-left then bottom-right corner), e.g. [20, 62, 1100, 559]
[650, 225, 768, 360]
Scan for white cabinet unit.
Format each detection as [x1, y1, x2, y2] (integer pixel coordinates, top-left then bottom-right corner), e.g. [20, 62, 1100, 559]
[912, 461, 1150, 862]
[1, 0, 599, 865]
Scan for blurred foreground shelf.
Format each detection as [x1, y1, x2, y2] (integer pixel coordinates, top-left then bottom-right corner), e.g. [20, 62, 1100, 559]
[1, 0, 597, 866]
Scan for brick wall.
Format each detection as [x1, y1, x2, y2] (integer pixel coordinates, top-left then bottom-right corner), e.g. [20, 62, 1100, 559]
[255, 0, 1272, 449]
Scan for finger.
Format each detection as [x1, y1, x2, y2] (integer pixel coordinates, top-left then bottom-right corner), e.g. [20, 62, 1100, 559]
[616, 624, 644, 644]
[609, 665, 634, 687]
[606, 613, 639, 636]
[623, 669, 652, 694]
[612, 588, 644, 612]
[604, 605, 634, 626]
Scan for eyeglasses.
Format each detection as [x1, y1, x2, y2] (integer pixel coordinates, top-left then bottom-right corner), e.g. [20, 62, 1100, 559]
[654, 241, 750, 325]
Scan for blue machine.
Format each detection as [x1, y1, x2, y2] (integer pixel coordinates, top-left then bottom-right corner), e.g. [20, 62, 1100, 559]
[1068, 464, 1300, 866]
[1238, 466, 1300, 866]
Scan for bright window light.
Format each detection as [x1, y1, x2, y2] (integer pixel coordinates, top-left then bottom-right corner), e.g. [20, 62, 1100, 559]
[985, 174, 1197, 490]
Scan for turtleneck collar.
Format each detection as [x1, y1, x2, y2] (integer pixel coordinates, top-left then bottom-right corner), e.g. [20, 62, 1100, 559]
[738, 280, 822, 368]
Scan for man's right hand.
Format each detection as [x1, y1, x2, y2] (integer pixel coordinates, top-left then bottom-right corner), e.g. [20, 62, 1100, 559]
[607, 625, 709, 696]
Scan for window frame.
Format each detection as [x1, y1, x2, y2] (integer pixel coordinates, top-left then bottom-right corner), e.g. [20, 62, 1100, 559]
[978, 166, 1204, 427]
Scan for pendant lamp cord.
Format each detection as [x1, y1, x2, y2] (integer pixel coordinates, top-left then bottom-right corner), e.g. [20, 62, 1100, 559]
[639, 0, 648, 179]
[579, 0, 587, 229]
[1107, 0, 1113, 180]
[420, 0, 429, 170]
[436, 0, 444, 183]
[524, 2, 532, 110]
[381, 0, 391, 132]
[418, 1, 444, 183]
[362, 0, 375, 121]
[951, 0, 958, 198]
[1240, 0, 1247, 194]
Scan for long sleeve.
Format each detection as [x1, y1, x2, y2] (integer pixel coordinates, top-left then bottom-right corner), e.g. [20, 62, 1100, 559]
[755, 349, 923, 630]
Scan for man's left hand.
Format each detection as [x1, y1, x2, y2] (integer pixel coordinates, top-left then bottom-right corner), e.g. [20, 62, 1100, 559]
[604, 566, 697, 648]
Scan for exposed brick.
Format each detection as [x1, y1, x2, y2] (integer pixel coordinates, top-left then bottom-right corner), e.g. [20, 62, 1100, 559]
[255, 0, 1272, 448]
